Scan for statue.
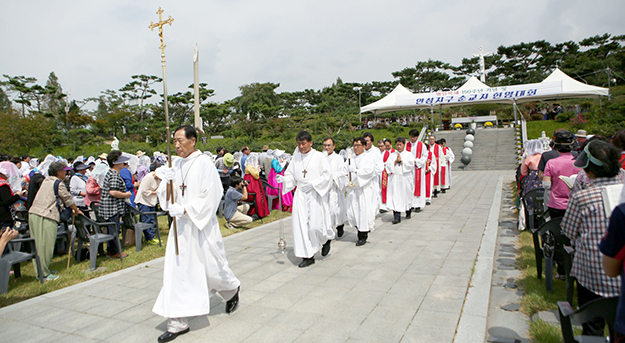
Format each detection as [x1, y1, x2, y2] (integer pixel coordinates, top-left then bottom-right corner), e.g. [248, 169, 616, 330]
[111, 136, 119, 150]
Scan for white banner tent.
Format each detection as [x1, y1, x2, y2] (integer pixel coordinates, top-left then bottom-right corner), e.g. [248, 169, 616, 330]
[359, 83, 414, 115]
[531, 68, 609, 100]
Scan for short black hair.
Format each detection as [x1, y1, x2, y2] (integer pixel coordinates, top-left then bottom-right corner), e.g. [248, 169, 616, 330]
[383, 138, 392, 144]
[395, 137, 406, 144]
[296, 131, 312, 142]
[611, 129, 625, 150]
[584, 140, 621, 178]
[230, 176, 244, 188]
[323, 137, 335, 145]
[21, 155, 30, 160]
[216, 147, 223, 154]
[10, 156, 21, 165]
[353, 137, 367, 145]
[107, 150, 122, 166]
[240, 146, 249, 153]
[409, 129, 420, 137]
[363, 132, 374, 142]
[174, 125, 197, 141]
[440, 138, 446, 144]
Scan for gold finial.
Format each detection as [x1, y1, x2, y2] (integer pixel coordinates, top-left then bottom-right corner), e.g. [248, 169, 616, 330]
[149, 7, 174, 53]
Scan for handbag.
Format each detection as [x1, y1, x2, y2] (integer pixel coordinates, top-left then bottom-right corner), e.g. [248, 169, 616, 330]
[53, 180, 73, 223]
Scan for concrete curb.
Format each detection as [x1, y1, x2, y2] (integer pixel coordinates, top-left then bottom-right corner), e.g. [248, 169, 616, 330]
[454, 175, 504, 342]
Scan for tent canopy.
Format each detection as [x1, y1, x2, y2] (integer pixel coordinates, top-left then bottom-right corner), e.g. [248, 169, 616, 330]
[361, 69, 609, 114]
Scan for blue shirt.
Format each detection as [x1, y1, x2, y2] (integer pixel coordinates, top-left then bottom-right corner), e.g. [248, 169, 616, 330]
[119, 167, 136, 207]
[224, 186, 243, 221]
[599, 203, 625, 334]
[241, 154, 249, 170]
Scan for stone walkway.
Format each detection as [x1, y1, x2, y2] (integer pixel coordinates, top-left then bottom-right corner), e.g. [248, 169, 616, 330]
[0, 170, 514, 343]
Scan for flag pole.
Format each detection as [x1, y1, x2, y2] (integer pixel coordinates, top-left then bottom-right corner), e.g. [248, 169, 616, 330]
[149, 7, 179, 255]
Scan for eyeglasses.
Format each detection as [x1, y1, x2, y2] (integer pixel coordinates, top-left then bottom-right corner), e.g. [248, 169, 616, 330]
[353, 143, 363, 147]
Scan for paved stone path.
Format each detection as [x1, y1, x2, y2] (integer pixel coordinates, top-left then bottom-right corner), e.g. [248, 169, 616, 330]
[0, 170, 514, 343]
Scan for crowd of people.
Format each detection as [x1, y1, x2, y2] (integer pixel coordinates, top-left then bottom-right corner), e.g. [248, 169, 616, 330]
[518, 127, 625, 338]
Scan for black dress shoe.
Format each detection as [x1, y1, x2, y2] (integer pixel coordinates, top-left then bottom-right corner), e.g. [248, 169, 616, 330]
[336, 225, 344, 238]
[441, 189, 446, 193]
[379, 209, 388, 213]
[415, 207, 421, 213]
[225, 287, 240, 313]
[432, 193, 438, 198]
[392, 219, 400, 224]
[321, 240, 331, 256]
[158, 328, 190, 343]
[356, 239, 366, 246]
[298, 257, 315, 268]
[405, 211, 411, 219]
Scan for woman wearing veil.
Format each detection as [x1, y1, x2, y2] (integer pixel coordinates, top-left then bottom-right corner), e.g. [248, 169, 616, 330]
[86, 163, 109, 209]
[521, 139, 544, 197]
[243, 154, 270, 218]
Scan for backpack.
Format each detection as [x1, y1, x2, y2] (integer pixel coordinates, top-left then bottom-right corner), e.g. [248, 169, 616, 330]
[26, 173, 46, 210]
[53, 180, 73, 223]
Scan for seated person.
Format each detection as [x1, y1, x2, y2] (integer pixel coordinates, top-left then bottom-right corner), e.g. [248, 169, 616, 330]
[135, 162, 163, 244]
[224, 177, 252, 229]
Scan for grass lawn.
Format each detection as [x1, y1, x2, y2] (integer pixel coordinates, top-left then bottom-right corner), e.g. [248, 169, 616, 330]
[525, 120, 570, 141]
[0, 209, 289, 308]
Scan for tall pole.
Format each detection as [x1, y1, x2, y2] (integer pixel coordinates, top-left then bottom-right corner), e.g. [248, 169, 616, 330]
[193, 44, 202, 132]
[149, 7, 179, 255]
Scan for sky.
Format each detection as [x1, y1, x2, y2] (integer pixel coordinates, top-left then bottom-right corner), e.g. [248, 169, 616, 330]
[1, 0, 624, 106]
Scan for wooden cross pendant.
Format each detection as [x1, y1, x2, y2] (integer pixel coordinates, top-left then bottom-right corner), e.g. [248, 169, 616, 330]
[302, 170, 307, 178]
[180, 183, 187, 196]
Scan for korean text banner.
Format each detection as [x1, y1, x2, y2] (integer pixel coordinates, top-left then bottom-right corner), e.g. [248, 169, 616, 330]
[395, 81, 563, 107]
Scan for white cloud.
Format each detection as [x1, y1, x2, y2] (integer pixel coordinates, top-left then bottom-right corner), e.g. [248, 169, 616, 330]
[1, 0, 623, 106]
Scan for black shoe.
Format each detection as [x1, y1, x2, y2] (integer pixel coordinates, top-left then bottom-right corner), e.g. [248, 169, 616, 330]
[441, 189, 446, 193]
[158, 328, 190, 343]
[392, 219, 400, 224]
[426, 201, 431, 205]
[406, 211, 411, 219]
[432, 193, 438, 198]
[298, 257, 315, 268]
[321, 240, 331, 256]
[379, 209, 388, 213]
[336, 225, 344, 238]
[356, 239, 366, 246]
[225, 287, 240, 313]
[415, 207, 421, 213]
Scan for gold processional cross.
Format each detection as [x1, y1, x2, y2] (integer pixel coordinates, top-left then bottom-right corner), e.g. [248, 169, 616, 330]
[148, 7, 174, 57]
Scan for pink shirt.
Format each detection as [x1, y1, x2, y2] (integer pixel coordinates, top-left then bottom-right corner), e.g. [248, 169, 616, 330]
[521, 153, 541, 176]
[544, 152, 577, 210]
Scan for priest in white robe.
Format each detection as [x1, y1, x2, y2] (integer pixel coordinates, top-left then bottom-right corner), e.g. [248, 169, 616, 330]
[323, 137, 348, 238]
[345, 137, 378, 246]
[406, 129, 428, 212]
[153, 125, 240, 343]
[277, 131, 334, 268]
[363, 132, 384, 214]
[439, 138, 455, 191]
[385, 137, 416, 224]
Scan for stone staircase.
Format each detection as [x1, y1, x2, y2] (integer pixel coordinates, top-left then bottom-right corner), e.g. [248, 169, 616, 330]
[434, 127, 518, 171]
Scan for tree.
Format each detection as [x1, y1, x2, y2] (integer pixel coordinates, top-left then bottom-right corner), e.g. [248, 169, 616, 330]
[1, 75, 37, 115]
[119, 74, 162, 121]
[234, 82, 280, 121]
[165, 83, 215, 128]
[392, 59, 464, 92]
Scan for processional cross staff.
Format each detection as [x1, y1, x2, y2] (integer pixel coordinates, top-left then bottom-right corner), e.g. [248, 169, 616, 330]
[149, 7, 179, 255]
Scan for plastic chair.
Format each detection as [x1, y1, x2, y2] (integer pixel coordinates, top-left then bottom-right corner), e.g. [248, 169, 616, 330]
[522, 187, 546, 279]
[558, 296, 618, 343]
[563, 245, 576, 304]
[124, 204, 164, 252]
[73, 214, 123, 271]
[0, 237, 44, 294]
[537, 216, 567, 293]
[261, 178, 280, 211]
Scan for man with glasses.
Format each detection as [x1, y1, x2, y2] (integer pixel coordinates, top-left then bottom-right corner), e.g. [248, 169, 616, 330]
[345, 137, 378, 246]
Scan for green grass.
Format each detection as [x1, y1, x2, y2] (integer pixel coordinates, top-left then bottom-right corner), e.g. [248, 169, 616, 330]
[0, 209, 289, 308]
[525, 120, 570, 141]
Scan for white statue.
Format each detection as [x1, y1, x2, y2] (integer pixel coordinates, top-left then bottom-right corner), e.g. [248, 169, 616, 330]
[472, 46, 493, 83]
[111, 136, 119, 150]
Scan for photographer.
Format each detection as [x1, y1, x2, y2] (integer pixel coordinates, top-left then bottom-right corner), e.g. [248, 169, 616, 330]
[224, 176, 252, 229]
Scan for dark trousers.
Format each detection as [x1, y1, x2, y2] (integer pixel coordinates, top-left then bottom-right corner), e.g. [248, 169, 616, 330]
[577, 282, 606, 336]
[548, 207, 566, 219]
[104, 214, 122, 255]
[137, 203, 156, 241]
[547, 207, 567, 275]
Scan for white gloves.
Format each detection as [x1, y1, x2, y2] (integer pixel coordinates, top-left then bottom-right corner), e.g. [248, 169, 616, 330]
[168, 203, 185, 218]
[155, 166, 176, 181]
[276, 175, 284, 184]
[299, 181, 313, 193]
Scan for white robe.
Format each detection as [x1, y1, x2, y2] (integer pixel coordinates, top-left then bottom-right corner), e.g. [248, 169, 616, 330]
[153, 150, 240, 319]
[365, 147, 384, 213]
[444, 147, 455, 188]
[430, 143, 444, 192]
[385, 150, 415, 212]
[406, 141, 428, 209]
[326, 152, 347, 228]
[346, 153, 378, 232]
[426, 149, 438, 201]
[282, 148, 335, 258]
